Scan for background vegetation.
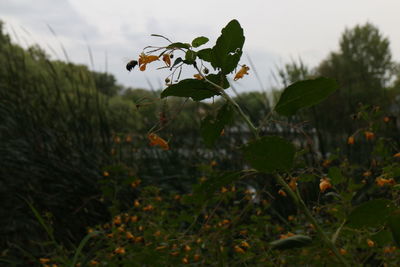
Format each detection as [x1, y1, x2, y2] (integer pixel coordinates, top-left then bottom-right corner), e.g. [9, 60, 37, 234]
[1, 20, 400, 266]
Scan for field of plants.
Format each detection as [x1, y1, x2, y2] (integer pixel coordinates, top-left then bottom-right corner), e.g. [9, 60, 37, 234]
[1, 19, 400, 266]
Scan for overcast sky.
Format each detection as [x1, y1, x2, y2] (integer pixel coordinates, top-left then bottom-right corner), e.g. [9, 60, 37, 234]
[1, 0, 400, 92]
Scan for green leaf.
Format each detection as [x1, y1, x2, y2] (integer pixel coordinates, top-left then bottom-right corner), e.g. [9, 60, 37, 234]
[160, 79, 219, 101]
[347, 199, 394, 228]
[388, 210, 400, 246]
[328, 167, 345, 185]
[167, 42, 191, 49]
[274, 77, 338, 116]
[211, 19, 245, 74]
[192, 36, 209, 48]
[200, 103, 234, 147]
[269, 235, 312, 250]
[371, 230, 393, 245]
[185, 50, 197, 64]
[206, 73, 230, 89]
[197, 48, 213, 62]
[242, 136, 295, 173]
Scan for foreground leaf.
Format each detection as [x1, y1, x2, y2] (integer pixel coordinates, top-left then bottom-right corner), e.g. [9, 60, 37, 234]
[242, 136, 295, 173]
[346, 199, 394, 228]
[211, 19, 245, 74]
[275, 77, 338, 116]
[161, 79, 219, 101]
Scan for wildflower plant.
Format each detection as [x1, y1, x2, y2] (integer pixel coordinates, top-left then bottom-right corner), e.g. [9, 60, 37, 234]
[124, 19, 400, 266]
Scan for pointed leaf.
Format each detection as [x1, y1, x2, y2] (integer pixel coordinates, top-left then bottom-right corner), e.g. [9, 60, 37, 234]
[211, 19, 245, 74]
[275, 77, 338, 116]
[161, 79, 219, 101]
[347, 199, 394, 228]
[269, 235, 312, 250]
[192, 36, 209, 48]
[242, 136, 295, 173]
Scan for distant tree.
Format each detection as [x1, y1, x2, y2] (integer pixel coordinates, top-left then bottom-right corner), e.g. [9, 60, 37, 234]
[315, 23, 394, 130]
[92, 71, 122, 96]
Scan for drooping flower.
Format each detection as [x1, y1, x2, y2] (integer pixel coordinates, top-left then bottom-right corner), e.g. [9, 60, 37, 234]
[234, 65, 250, 81]
[162, 54, 171, 67]
[367, 239, 375, 247]
[347, 136, 355, 145]
[138, 53, 159, 71]
[148, 133, 169, 150]
[364, 131, 375, 140]
[376, 176, 396, 186]
[319, 177, 332, 192]
[114, 247, 126, 254]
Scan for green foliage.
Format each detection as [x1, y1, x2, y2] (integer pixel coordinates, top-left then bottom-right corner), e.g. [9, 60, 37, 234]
[346, 199, 394, 228]
[161, 78, 220, 101]
[274, 77, 338, 116]
[200, 103, 234, 147]
[191, 36, 209, 48]
[242, 136, 295, 173]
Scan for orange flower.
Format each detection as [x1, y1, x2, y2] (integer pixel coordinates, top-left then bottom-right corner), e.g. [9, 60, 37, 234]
[339, 248, 347, 255]
[393, 152, 400, 158]
[138, 53, 159, 71]
[375, 177, 396, 186]
[103, 171, 109, 177]
[364, 131, 375, 140]
[278, 189, 287, 197]
[279, 232, 295, 239]
[319, 177, 332, 192]
[383, 116, 390, 123]
[347, 136, 355, 145]
[181, 257, 189, 264]
[193, 73, 204, 80]
[363, 171, 372, 177]
[234, 65, 250, 81]
[241, 241, 250, 248]
[367, 239, 375, 247]
[148, 133, 169, 150]
[288, 177, 298, 191]
[40, 258, 51, 264]
[234, 245, 245, 254]
[162, 54, 171, 67]
[114, 247, 126, 254]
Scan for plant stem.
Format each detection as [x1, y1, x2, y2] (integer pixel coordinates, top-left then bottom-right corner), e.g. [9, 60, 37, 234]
[275, 175, 350, 267]
[194, 66, 259, 139]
